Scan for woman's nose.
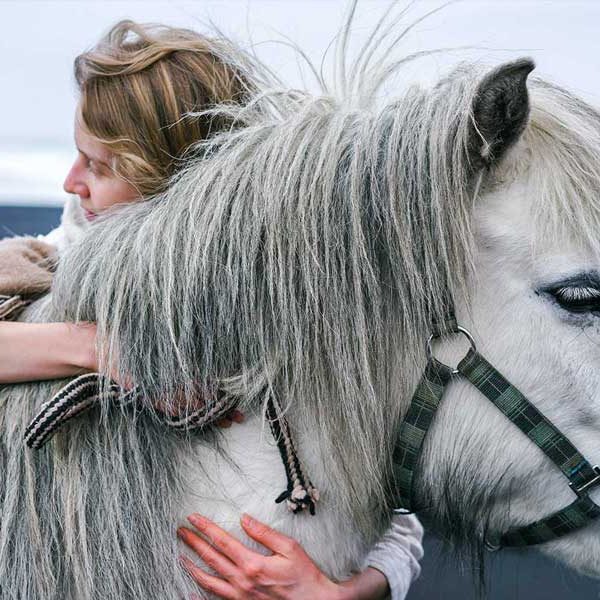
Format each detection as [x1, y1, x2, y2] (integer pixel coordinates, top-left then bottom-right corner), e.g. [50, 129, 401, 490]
[63, 163, 90, 199]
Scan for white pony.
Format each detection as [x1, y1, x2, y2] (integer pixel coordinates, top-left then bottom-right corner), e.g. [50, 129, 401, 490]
[3, 6, 600, 599]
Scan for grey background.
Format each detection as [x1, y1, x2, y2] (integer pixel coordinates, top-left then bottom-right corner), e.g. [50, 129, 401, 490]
[2, 0, 600, 204]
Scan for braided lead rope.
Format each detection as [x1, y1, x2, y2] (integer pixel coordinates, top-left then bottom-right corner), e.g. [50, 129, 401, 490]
[26, 377, 239, 448]
[24, 373, 127, 449]
[26, 374, 320, 517]
[0, 294, 29, 321]
[24, 374, 230, 449]
[266, 394, 319, 515]
[163, 391, 236, 430]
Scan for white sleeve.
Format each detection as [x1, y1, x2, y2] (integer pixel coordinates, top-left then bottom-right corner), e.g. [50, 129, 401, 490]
[39, 223, 66, 249]
[362, 513, 424, 600]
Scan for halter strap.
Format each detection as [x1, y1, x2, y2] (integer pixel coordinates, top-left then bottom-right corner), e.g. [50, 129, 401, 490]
[393, 359, 453, 510]
[459, 350, 600, 498]
[394, 330, 600, 549]
[459, 349, 600, 548]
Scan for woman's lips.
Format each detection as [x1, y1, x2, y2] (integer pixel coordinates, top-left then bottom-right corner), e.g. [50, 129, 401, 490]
[83, 208, 97, 222]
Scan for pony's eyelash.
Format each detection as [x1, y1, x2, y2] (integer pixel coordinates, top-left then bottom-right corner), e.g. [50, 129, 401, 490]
[550, 285, 600, 312]
[553, 285, 600, 304]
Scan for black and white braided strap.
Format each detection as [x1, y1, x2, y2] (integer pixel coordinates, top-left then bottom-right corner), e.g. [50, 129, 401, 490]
[163, 391, 239, 430]
[0, 294, 29, 321]
[267, 395, 319, 515]
[24, 374, 228, 449]
[24, 373, 134, 449]
[26, 374, 320, 516]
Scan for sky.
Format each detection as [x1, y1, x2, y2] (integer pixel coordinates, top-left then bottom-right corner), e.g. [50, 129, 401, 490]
[2, 0, 600, 204]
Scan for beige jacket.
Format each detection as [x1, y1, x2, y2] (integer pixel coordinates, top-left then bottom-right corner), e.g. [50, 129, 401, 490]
[0, 196, 88, 318]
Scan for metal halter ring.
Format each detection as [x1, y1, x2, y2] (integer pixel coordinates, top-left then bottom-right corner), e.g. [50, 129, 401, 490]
[426, 326, 477, 375]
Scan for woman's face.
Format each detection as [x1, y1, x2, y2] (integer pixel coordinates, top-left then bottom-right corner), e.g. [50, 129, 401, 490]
[63, 115, 140, 222]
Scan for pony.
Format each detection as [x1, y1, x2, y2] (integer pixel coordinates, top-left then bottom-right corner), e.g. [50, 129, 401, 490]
[4, 4, 600, 598]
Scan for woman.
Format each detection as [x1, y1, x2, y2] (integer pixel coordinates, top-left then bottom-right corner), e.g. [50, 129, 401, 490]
[0, 20, 423, 599]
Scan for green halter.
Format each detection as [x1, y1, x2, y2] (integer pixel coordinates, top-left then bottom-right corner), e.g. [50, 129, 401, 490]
[393, 316, 600, 549]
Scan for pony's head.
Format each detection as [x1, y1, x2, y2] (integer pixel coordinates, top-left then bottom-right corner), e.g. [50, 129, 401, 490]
[54, 38, 600, 577]
[425, 63, 600, 576]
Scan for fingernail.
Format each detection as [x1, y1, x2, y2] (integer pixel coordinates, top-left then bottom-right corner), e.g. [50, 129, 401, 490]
[176, 527, 190, 539]
[188, 513, 206, 528]
[241, 513, 254, 526]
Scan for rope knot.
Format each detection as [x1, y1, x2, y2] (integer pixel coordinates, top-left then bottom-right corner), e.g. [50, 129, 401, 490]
[276, 483, 320, 515]
[266, 395, 318, 516]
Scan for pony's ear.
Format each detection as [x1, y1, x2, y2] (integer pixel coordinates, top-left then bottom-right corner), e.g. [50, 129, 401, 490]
[469, 58, 535, 169]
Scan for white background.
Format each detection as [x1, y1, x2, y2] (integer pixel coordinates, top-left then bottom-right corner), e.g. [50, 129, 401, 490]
[1, 0, 600, 204]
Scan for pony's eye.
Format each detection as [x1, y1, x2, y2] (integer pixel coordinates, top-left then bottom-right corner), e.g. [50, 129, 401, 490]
[550, 285, 600, 313]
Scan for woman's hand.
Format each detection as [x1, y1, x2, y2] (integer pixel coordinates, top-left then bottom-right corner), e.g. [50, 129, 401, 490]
[178, 513, 390, 600]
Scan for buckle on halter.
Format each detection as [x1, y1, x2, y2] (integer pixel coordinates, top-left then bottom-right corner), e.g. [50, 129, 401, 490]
[426, 325, 477, 375]
[570, 465, 600, 497]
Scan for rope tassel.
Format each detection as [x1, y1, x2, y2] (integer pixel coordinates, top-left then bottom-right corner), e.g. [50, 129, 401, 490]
[266, 395, 319, 515]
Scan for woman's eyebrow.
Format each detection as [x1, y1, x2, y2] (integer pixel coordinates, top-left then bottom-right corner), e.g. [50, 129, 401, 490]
[76, 146, 110, 168]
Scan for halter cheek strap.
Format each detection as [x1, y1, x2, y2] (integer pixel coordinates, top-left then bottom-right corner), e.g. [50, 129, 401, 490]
[393, 325, 600, 549]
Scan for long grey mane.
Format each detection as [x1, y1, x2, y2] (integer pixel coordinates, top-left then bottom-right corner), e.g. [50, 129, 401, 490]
[55, 5, 481, 527]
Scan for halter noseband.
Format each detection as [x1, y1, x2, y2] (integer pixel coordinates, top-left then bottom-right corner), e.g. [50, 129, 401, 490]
[393, 311, 600, 550]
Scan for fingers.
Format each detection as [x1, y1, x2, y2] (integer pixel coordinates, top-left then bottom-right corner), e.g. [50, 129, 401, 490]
[180, 554, 236, 600]
[217, 409, 245, 428]
[231, 409, 245, 423]
[240, 514, 300, 557]
[187, 514, 254, 566]
[178, 527, 237, 579]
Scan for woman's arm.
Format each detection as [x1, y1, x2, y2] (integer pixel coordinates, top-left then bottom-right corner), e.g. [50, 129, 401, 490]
[0, 321, 97, 383]
[178, 513, 412, 600]
[362, 513, 424, 600]
[0, 323, 244, 428]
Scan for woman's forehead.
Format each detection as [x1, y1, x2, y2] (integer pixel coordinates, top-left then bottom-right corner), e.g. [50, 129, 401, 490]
[73, 118, 112, 165]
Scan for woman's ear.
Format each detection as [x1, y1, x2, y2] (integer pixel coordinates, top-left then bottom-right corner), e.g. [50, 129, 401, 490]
[469, 58, 535, 170]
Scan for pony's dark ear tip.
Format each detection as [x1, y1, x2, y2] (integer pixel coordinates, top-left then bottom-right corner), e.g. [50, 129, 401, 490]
[504, 59, 536, 100]
[509, 58, 536, 77]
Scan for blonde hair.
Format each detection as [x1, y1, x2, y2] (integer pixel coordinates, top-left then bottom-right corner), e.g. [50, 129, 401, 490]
[74, 20, 251, 196]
